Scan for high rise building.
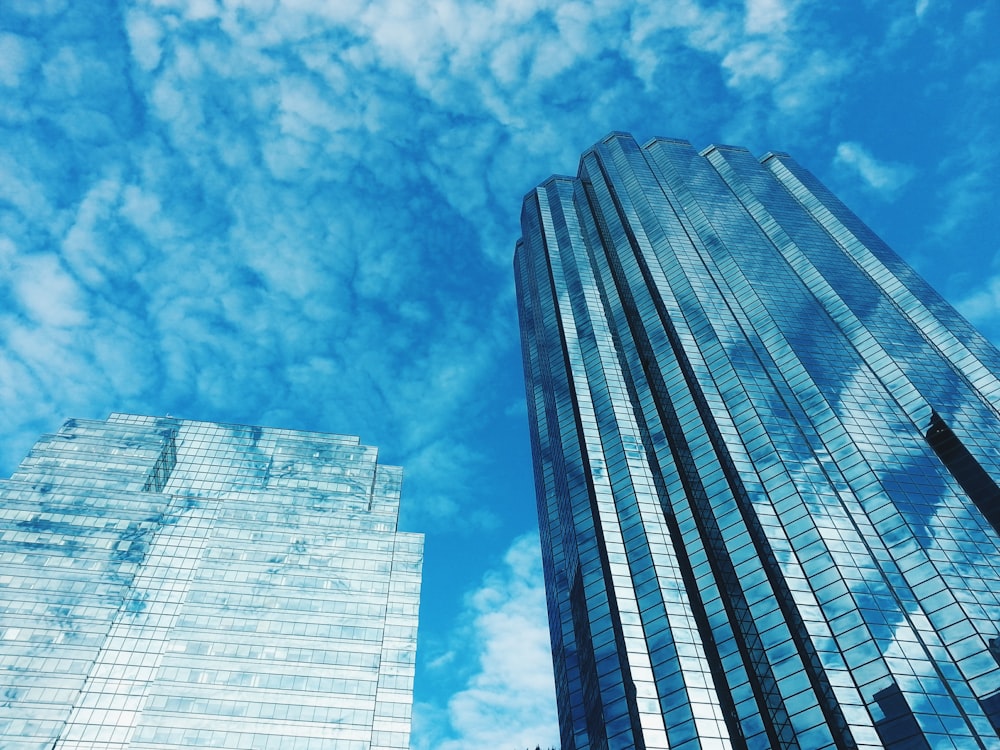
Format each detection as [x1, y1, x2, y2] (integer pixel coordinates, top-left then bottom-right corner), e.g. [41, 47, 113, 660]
[0, 413, 422, 750]
[515, 132, 1000, 750]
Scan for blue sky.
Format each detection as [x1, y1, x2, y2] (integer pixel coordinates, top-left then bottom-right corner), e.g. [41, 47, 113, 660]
[1, 0, 998, 747]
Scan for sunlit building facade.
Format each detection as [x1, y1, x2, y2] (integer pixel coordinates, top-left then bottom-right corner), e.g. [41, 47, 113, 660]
[515, 133, 1000, 750]
[0, 413, 422, 750]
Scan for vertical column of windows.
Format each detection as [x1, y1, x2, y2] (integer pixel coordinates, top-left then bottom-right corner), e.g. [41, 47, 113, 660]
[55, 497, 221, 750]
[593, 135, 818, 748]
[516, 237, 574, 724]
[577, 165, 770, 749]
[556, 175, 713, 749]
[643, 137, 882, 750]
[371, 533, 422, 750]
[712, 148, 1000, 705]
[764, 155, 1000, 425]
[656, 138, 992, 748]
[0, 487, 166, 750]
[759, 154, 1000, 743]
[518, 191, 598, 750]
[536, 183, 649, 750]
[659, 141, 994, 748]
[581, 148, 785, 749]
[719, 148, 1000, 552]
[602, 134, 857, 749]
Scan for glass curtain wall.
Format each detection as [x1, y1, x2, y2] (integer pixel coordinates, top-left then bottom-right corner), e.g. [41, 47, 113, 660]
[515, 132, 1000, 750]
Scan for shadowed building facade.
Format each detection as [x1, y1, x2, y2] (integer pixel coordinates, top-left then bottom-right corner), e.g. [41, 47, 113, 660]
[515, 133, 1000, 750]
[0, 413, 422, 750]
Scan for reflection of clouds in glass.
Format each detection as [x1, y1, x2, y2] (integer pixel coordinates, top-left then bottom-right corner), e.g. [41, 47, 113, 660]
[829, 366, 1000, 715]
[1, 415, 422, 747]
[833, 368, 925, 472]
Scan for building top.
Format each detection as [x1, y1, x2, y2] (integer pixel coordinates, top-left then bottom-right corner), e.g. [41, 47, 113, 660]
[11, 413, 406, 525]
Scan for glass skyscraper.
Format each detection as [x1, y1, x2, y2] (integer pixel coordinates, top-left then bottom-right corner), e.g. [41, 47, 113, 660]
[515, 133, 1000, 750]
[0, 413, 422, 750]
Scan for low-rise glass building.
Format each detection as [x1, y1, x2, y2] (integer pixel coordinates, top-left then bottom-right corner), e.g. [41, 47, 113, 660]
[0, 413, 422, 750]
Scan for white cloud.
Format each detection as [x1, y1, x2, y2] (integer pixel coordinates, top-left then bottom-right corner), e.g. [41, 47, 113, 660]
[931, 165, 989, 240]
[0, 32, 38, 88]
[834, 141, 916, 196]
[957, 275, 1000, 328]
[61, 175, 127, 288]
[42, 45, 86, 96]
[413, 532, 558, 750]
[772, 49, 850, 117]
[722, 39, 786, 88]
[0, 0, 878, 646]
[0, 153, 56, 221]
[4, 0, 986, 742]
[11, 253, 88, 328]
[0, 0, 900, 564]
[4, 0, 68, 18]
[745, 0, 796, 35]
[125, 11, 165, 72]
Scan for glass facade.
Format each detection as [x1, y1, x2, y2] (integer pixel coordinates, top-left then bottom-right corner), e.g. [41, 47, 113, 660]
[514, 132, 1000, 750]
[0, 413, 422, 750]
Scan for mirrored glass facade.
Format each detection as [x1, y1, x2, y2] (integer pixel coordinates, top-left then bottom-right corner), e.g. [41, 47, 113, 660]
[515, 133, 1000, 750]
[0, 413, 422, 750]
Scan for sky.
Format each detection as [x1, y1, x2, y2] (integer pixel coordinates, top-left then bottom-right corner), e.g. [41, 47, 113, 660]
[0, 0, 998, 747]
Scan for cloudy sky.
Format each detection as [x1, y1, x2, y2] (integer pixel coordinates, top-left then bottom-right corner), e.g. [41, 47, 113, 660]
[1, 0, 998, 747]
